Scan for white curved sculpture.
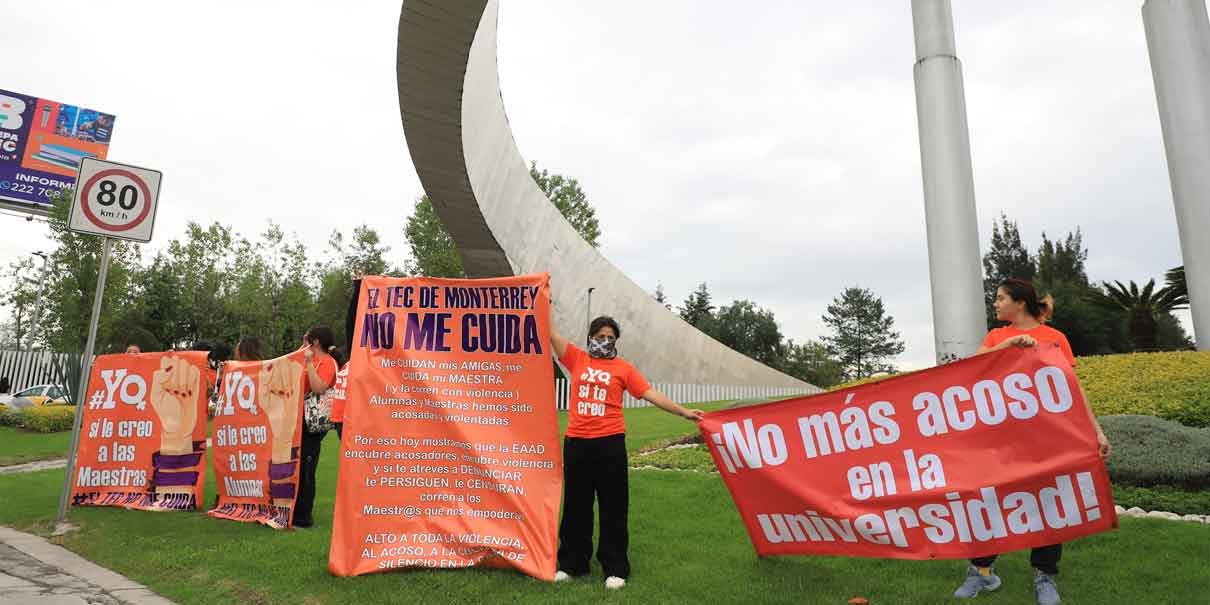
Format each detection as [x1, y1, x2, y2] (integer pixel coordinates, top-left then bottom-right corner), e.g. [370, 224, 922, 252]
[396, 0, 812, 389]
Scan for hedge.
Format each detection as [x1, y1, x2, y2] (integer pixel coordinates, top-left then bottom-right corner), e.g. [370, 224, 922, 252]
[1100, 415, 1210, 490]
[1077, 351, 1210, 427]
[10, 406, 77, 433]
[1111, 484, 1210, 516]
[830, 351, 1209, 427]
[0, 408, 22, 428]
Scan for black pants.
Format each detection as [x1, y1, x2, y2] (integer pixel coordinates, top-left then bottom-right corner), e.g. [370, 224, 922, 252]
[558, 434, 629, 578]
[972, 544, 1062, 575]
[334, 422, 343, 441]
[294, 431, 326, 525]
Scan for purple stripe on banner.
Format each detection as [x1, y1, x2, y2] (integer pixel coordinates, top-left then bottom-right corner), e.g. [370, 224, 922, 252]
[271, 482, 295, 499]
[269, 461, 296, 480]
[153, 451, 203, 470]
[152, 470, 198, 487]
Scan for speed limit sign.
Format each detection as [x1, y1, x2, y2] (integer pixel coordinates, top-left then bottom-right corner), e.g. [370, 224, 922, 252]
[68, 157, 162, 243]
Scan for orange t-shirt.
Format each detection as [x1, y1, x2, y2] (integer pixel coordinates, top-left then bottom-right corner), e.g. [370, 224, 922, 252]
[304, 355, 339, 393]
[561, 343, 651, 439]
[982, 325, 1076, 366]
[329, 363, 349, 423]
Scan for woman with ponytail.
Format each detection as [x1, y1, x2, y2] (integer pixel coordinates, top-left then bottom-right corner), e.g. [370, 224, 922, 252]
[295, 326, 339, 528]
[951, 278, 1110, 605]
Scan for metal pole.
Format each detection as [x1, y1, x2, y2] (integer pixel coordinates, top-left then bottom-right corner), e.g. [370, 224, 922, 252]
[910, 0, 987, 364]
[27, 251, 49, 352]
[586, 287, 595, 331]
[1143, 0, 1210, 350]
[56, 237, 113, 523]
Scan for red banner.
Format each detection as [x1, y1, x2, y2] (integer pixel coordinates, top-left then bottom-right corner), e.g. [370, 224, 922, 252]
[208, 351, 306, 529]
[700, 346, 1117, 560]
[328, 274, 562, 580]
[71, 352, 210, 511]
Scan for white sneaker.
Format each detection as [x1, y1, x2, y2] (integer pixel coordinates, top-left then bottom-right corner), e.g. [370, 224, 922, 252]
[554, 570, 571, 582]
[605, 576, 626, 590]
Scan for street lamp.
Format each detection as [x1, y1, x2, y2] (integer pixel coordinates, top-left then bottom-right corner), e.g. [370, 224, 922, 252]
[27, 251, 49, 352]
[586, 287, 595, 332]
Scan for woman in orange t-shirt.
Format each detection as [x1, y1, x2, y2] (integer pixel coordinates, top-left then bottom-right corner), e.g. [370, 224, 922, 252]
[952, 278, 1110, 605]
[549, 312, 704, 590]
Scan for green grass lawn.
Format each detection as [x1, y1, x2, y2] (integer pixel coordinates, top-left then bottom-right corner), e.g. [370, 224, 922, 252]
[1, 406, 1207, 604]
[0, 426, 72, 466]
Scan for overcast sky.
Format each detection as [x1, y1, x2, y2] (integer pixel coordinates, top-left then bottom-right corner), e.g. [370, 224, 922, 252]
[0, 0, 1193, 369]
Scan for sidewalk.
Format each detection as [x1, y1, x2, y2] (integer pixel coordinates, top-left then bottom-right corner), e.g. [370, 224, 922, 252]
[0, 526, 174, 605]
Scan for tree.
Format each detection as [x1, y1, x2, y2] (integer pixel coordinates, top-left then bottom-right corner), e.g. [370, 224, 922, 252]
[1156, 311, 1194, 351]
[41, 191, 139, 353]
[1086, 279, 1188, 351]
[404, 196, 465, 278]
[778, 339, 844, 388]
[652, 283, 671, 310]
[405, 163, 602, 277]
[821, 287, 905, 380]
[711, 300, 785, 367]
[1036, 229, 1088, 287]
[529, 162, 600, 247]
[315, 225, 396, 349]
[678, 282, 715, 330]
[982, 213, 1035, 327]
[1165, 266, 1186, 299]
[0, 258, 40, 349]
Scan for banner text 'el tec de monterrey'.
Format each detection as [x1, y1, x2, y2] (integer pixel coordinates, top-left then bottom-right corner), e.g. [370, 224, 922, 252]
[699, 346, 1116, 560]
[329, 274, 562, 581]
[0, 88, 115, 208]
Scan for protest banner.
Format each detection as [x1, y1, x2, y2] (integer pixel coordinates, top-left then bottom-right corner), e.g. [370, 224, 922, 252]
[71, 351, 209, 511]
[700, 345, 1117, 560]
[208, 351, 306, 529]
[329, 274, 562, 581]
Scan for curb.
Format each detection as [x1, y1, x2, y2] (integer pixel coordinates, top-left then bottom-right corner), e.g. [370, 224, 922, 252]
[0, 526, 175, 604]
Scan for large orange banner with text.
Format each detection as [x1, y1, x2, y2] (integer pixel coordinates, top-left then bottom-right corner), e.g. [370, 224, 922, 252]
[71, 352, 209, 511]
[208, 351, 306, 529]
[328, 274, 562, 581]
[700, 346, 1117, 560]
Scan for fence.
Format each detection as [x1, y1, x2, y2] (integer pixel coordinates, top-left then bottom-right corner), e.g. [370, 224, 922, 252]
[553, 378, 820, 410]
[0, 350, 73, 393]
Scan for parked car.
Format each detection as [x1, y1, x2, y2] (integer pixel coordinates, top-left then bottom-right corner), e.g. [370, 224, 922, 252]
[0, 396, 36, 412]
[0, 384, 70, 407]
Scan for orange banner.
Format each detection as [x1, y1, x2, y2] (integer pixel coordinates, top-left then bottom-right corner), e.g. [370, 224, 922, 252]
[700, 346, 1117, 560]
[71, 351, 209, 511]
[208, 351, 306, 529]
[329, 274, 562, 581]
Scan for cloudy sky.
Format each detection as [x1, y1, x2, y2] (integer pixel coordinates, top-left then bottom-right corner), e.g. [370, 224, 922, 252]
[0, 0, 1192, 369]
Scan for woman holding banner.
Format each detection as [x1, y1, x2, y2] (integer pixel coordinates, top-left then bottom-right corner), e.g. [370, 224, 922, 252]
[953, 278, 1110, 605]
[549, 313, 705, 590]
[294, 326, 339, 528]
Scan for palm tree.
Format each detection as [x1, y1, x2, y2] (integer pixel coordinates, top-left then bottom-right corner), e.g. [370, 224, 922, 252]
[1087, 279, 1188, 351]
[1166, 266, 1186, 298]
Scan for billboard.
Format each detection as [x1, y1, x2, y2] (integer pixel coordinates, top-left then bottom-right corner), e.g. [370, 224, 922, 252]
[0, 88, 115, 210]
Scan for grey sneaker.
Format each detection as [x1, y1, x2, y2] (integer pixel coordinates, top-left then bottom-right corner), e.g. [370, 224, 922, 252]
[1034, 574, 1061, 605]
[954, 565, 1001, 598]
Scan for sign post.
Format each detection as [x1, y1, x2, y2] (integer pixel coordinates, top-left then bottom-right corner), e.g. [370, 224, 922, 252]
[55, 158, 161, 524]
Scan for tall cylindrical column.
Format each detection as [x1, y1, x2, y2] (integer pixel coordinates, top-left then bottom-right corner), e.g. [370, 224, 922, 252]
[1143, 0, 1210, 350]
[911, 0, 987, 363]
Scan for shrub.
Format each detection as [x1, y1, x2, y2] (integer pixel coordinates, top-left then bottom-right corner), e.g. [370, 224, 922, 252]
[0, 408, 22, 427]
[1112, 484, 1210, 516]
[1077, 351, 1210, 427]
[19, 406, 76, 433]
[1101, 415, 1210, 490]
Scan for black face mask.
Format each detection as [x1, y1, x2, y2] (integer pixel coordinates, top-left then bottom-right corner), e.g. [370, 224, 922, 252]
[587, 336, 617, 359]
